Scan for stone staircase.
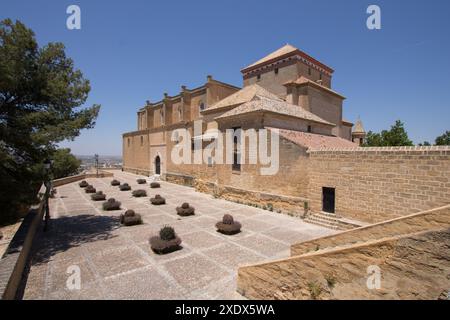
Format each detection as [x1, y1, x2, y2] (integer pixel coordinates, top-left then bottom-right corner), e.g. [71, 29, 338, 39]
[303, 211, 362, 230]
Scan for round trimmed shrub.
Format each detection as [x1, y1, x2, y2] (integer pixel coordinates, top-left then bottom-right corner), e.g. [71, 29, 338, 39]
[176, 202, 195, 216]
[91, 191, 106, 201]
[150, 194, 165, 205]
[119, 183, 131, 191]
[85, 185, 96, 193]
[111, 179, 120, 186]
[119, 209, 143, 226]
[79, 180, 88, 188]
[150, 182, 160, 188]
[216, 214, 241, 235]
[102, 198, 121, 211]
[149, 226, 182, 254]
[136, 178, 147, 184]
[132, 189, 147, 197]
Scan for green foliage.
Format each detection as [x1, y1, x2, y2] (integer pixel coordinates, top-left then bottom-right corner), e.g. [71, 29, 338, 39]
[363, 120, 413, 147]
[159, 225, 176, 241]
[307, 281, 323, 300]
[0, 19, 100, 223]
[51, 148, 81, 179]
[435, 131, 450, 146]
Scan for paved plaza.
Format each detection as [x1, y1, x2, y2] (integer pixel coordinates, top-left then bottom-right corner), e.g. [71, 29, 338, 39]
[22, 171, 335, 299]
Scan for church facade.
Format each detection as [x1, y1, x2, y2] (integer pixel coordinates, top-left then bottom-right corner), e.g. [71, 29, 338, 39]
[123, 45, 450, 226]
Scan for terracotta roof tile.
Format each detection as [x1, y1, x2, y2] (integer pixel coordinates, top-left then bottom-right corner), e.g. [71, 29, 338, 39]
[203, 84, 282, 113]
[269, 127, 358, 150]
[215, 95, 334, 126]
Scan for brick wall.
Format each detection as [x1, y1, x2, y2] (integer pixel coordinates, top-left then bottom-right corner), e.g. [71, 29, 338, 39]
[307, 146, 450, 223]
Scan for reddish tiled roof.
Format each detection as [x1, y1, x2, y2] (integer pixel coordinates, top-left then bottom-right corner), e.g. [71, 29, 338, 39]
[202, 84, 282, 113]
[215, 95, 334, 126]
[268, 127, 358, 150]
[241, 44, 334, 74]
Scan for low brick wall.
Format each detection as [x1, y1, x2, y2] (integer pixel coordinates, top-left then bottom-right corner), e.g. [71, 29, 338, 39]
[122, 166, 151, 176]
[291, 204, 450, 256]
[165, 172, 195, 187]
[215, 184, 308, 217]
[0, 194, 45, 299]
[238, 228, 450, 300]
[52, 171, 114, 187]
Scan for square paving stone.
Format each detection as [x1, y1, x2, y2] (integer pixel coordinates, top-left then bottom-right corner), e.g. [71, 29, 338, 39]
[103, 266, 186, 299]
[163, 254, 229, 292]
[181, 231, 224, 250]
[203, 243, 265, 269]
[234, 234, 289, 258]
[89, 245, 150, 278]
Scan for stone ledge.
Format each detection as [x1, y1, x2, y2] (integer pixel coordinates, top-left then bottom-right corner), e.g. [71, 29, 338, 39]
[0, 203, 44, 300]
[308, 145, 450, 154]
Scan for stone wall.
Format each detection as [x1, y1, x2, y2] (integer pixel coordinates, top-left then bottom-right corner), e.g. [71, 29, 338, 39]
[307, 146, 450, 223]
[291, 204, 450, 256]
[237, 227, 450, 300]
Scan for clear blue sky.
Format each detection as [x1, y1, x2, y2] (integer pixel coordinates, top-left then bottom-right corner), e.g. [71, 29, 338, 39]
[2, 0, 450, 155]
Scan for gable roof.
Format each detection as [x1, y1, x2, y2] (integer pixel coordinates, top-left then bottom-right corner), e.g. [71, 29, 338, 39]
[202, 84, 282, 113]
[271, 128, 358, 150]
[241, 44, 334, 74]
[215, 95, 334, 126]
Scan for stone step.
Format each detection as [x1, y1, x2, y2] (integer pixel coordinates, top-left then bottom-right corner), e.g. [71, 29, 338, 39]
[303, 212, 357, 231]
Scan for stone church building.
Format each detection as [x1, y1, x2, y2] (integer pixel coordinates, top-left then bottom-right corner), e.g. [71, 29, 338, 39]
[123, 45, 450, 226]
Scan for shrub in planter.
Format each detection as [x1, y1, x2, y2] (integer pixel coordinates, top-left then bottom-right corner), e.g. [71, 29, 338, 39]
[136, 178, 146, 184]
[176, 202, 195, 216]
[150, 194, 166, 205]
[150, 182, 160, 188]
[85, 185, 96, 193]
[102, 198, 121, 211]
[119, 209, 143, 226]
[216, 214, 241, 235]
[79, 180, 88, 188]
[132, 189, 147, 197]
[149, 226, 182, 254]
[91, 191, 106, 201]
[111, 179, 120, 186]
[119, 183, 131, 191]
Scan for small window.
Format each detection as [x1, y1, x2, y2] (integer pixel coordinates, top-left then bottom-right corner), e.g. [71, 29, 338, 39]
[308, 67, 311, 76]
[160, 109, 164, 125]
[256, 74, 261, 81]
[319, 73, 322, 80]
[140, 136, 143, 146]
[199, 102, 205, 111]
[274, 68, 279, 75]
[127, 138, 130, 147]
[178, 107, 182, 120]
[207, 156, 213, 167]
[307, 125, 312, 133]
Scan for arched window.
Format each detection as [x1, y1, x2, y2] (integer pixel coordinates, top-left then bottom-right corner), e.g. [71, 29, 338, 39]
[140, 136, 143, 146]
[199, 102, 205, 111]
[127, 138, 130, 147]
[178, 107, 182, 121]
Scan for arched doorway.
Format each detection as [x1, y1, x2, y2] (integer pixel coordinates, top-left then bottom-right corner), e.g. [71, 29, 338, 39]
[155, 156, 161, 175]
